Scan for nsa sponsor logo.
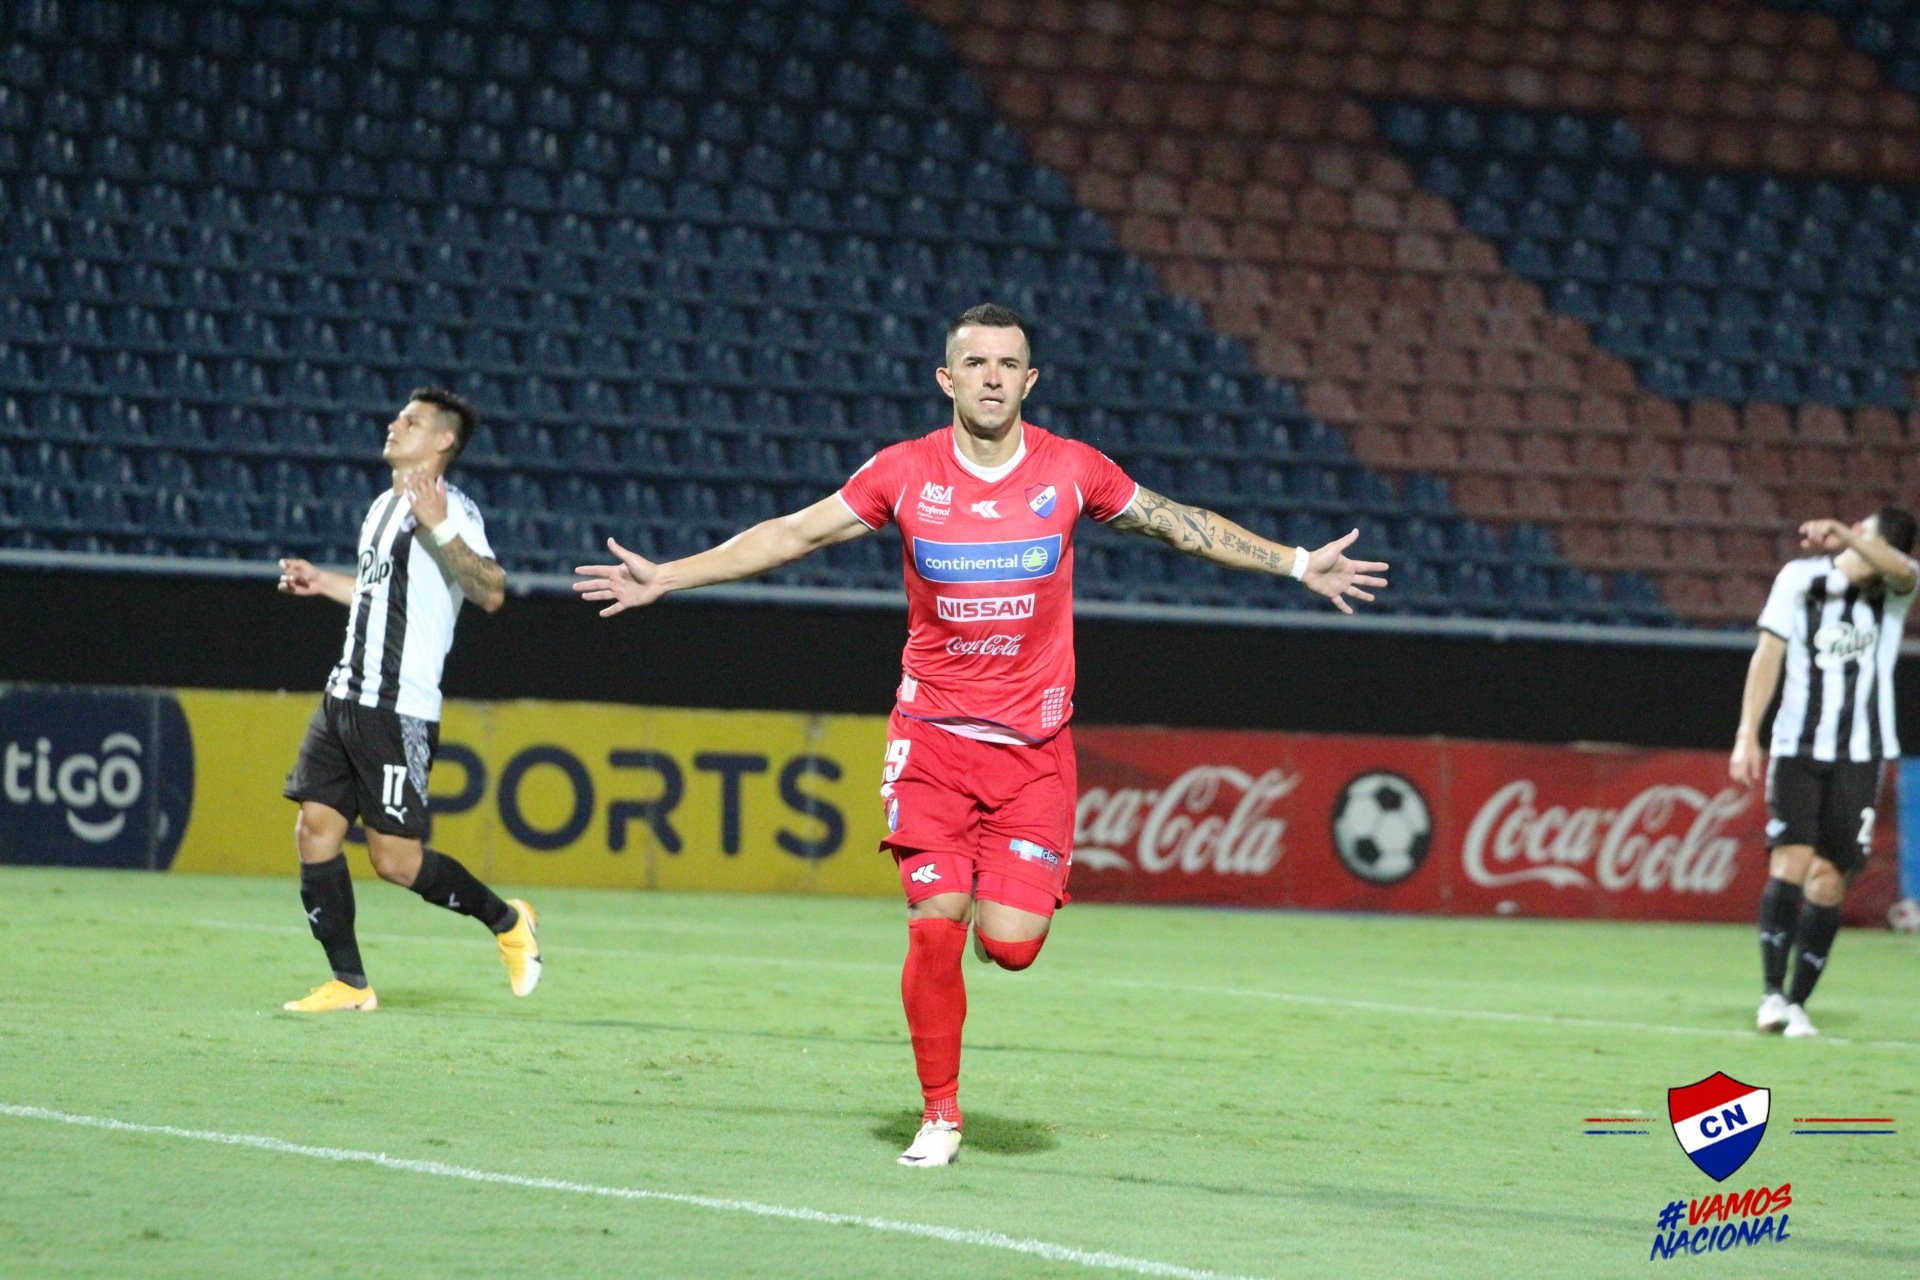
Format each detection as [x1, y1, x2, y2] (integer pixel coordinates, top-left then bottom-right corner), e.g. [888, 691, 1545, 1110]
[1670, 1073, 1769, 1183]
[1026, 483, 1057, 518]
[935, 594, 1035, 622]
[912, 535, 1061, 583]
[916, 481, 954, 523]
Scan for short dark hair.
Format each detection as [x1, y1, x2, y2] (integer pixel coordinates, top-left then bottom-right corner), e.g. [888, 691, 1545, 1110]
[410, 386, 479, 461]
[1875, 504, 1916, 555]
[945, 303, 1029, 360]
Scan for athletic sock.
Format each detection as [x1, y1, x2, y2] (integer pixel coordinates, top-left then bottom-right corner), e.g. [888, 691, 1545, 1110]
[1786, 902, 1842, 1006]
[300, 855, 367, 988]
[1757, 877, 1803, 993]
[901, 917, 968, 1128]
[409, 848, 515, 933]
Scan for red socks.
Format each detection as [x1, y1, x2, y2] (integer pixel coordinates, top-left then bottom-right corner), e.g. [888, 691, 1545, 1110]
[902, 917, 968, 1126]
[976, 932, 1046, 971]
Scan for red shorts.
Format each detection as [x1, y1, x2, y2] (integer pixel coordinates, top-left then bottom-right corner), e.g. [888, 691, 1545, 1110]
[880, 710, 1076, 915]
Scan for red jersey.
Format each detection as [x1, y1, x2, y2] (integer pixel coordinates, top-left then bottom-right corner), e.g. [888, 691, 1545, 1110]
[837, 423, 1138, 743]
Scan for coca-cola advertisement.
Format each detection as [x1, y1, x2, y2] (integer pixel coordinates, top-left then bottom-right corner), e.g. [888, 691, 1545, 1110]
[1071, 728, 1900, 925]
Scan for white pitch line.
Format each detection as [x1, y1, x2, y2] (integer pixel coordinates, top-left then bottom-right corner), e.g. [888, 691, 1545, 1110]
[193, 919, 1920, 1052]
[0, 1104, 1262, 1280]
[1101, 979, 1920, 1051]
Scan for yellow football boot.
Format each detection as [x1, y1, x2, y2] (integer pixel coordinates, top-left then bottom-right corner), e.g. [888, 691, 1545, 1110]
[498, 899, 541, 997]
[282, 980, 378, 1012]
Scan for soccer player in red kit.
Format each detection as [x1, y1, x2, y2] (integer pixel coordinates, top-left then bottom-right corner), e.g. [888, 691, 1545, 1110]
[576, 305, 1388, 1165]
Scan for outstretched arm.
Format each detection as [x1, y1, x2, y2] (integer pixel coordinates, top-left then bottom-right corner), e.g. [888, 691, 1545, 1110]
[1730, 631, 1785, 788]
[574, 494, 871, 617]
[277, 558, 356, 606]
[1107, 486, 1388, 614]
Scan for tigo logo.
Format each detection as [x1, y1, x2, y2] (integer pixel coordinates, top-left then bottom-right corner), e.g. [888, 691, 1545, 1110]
[936, 594, 1035, 621]
[1670, 1073, 1769, 1182]
[912, 536, 1062, 583]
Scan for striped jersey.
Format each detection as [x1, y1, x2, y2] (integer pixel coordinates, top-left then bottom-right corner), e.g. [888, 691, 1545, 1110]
[325, 485, 492, 721]
[1758, 555, 1916, 761]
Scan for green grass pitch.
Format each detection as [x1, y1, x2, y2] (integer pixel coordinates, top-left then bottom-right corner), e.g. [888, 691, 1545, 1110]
[1, 865, 1914, 1278]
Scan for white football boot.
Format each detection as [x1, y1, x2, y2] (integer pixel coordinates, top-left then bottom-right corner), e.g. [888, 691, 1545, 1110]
[897, 1119, 962, 1167]
[1755, 991, 1789, 1033]
[1781, 1002, 1819, 1038]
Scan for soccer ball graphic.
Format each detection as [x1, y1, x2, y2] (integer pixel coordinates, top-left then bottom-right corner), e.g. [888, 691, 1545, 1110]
[1331, 771, 1433, 885]
[1889, 898, 1920, 934]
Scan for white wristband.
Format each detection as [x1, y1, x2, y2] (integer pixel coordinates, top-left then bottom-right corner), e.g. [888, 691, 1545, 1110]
[430, 514, 469, 547]
[1288, 546, 1310, 580]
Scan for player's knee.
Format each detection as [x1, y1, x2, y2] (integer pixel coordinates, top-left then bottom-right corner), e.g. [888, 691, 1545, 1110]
[976, 932, 1047, 971]
[294, 806, 346, 861]
[365, 836, 420, 886]
[1804, 860, 1847, 907]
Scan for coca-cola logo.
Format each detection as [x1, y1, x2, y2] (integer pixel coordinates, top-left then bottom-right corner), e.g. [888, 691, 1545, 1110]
[946, 633, 1023, 656]
[1075, 766, 1299, 875]
[1461, 780, 1749, 894]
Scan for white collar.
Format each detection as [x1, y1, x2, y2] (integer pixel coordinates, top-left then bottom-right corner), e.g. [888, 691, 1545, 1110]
[952, 427, 1026, 483]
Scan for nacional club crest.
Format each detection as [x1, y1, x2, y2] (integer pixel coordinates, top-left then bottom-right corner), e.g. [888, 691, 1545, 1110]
[1025, 483, 1057, 518]
[1669, 1073, 1770, 1182]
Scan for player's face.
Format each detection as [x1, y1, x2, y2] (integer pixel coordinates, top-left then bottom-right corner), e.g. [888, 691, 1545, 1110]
[938, 325, 1039, 435]
[382, 400, 452, 469]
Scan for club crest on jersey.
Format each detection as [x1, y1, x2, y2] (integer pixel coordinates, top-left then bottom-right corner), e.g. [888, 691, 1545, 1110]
[1025, 484, 1058, 518]
[1669, 1073, 1770, 1182]
[912, 536, 1061, 583]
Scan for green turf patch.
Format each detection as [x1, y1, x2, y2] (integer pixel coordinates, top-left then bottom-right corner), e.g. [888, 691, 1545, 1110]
[1, 867, 1913, 1278]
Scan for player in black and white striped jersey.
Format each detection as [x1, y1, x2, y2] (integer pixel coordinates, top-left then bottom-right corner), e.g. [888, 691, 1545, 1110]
[1732, 505, 1917, 1038]
[275, 388, 541, 1013]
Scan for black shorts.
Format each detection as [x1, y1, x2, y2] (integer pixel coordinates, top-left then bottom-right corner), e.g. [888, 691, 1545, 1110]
[283, 695, 438, 839]
[1765, 755, 1883, 874]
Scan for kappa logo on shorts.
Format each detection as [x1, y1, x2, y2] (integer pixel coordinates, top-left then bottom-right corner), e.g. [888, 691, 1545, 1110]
[1009, 838, 1060, 866]
[910, 863, 941, 884]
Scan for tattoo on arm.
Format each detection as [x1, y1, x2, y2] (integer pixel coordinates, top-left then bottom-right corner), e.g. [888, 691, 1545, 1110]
[1112, 487, 1288, 573]
[1110, 486, 1214, 552]
[431, 536, 507, 609]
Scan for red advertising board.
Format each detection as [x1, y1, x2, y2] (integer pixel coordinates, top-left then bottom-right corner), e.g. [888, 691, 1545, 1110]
[1072, 728, 1900, 926]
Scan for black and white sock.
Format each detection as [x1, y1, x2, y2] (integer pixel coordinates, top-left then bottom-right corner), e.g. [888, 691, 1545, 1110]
[1757, 877, 1803, 994]
[1786, 903, 1842, 1007]
[410, 848, 516, 933]
[300, 855, 367, 988]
